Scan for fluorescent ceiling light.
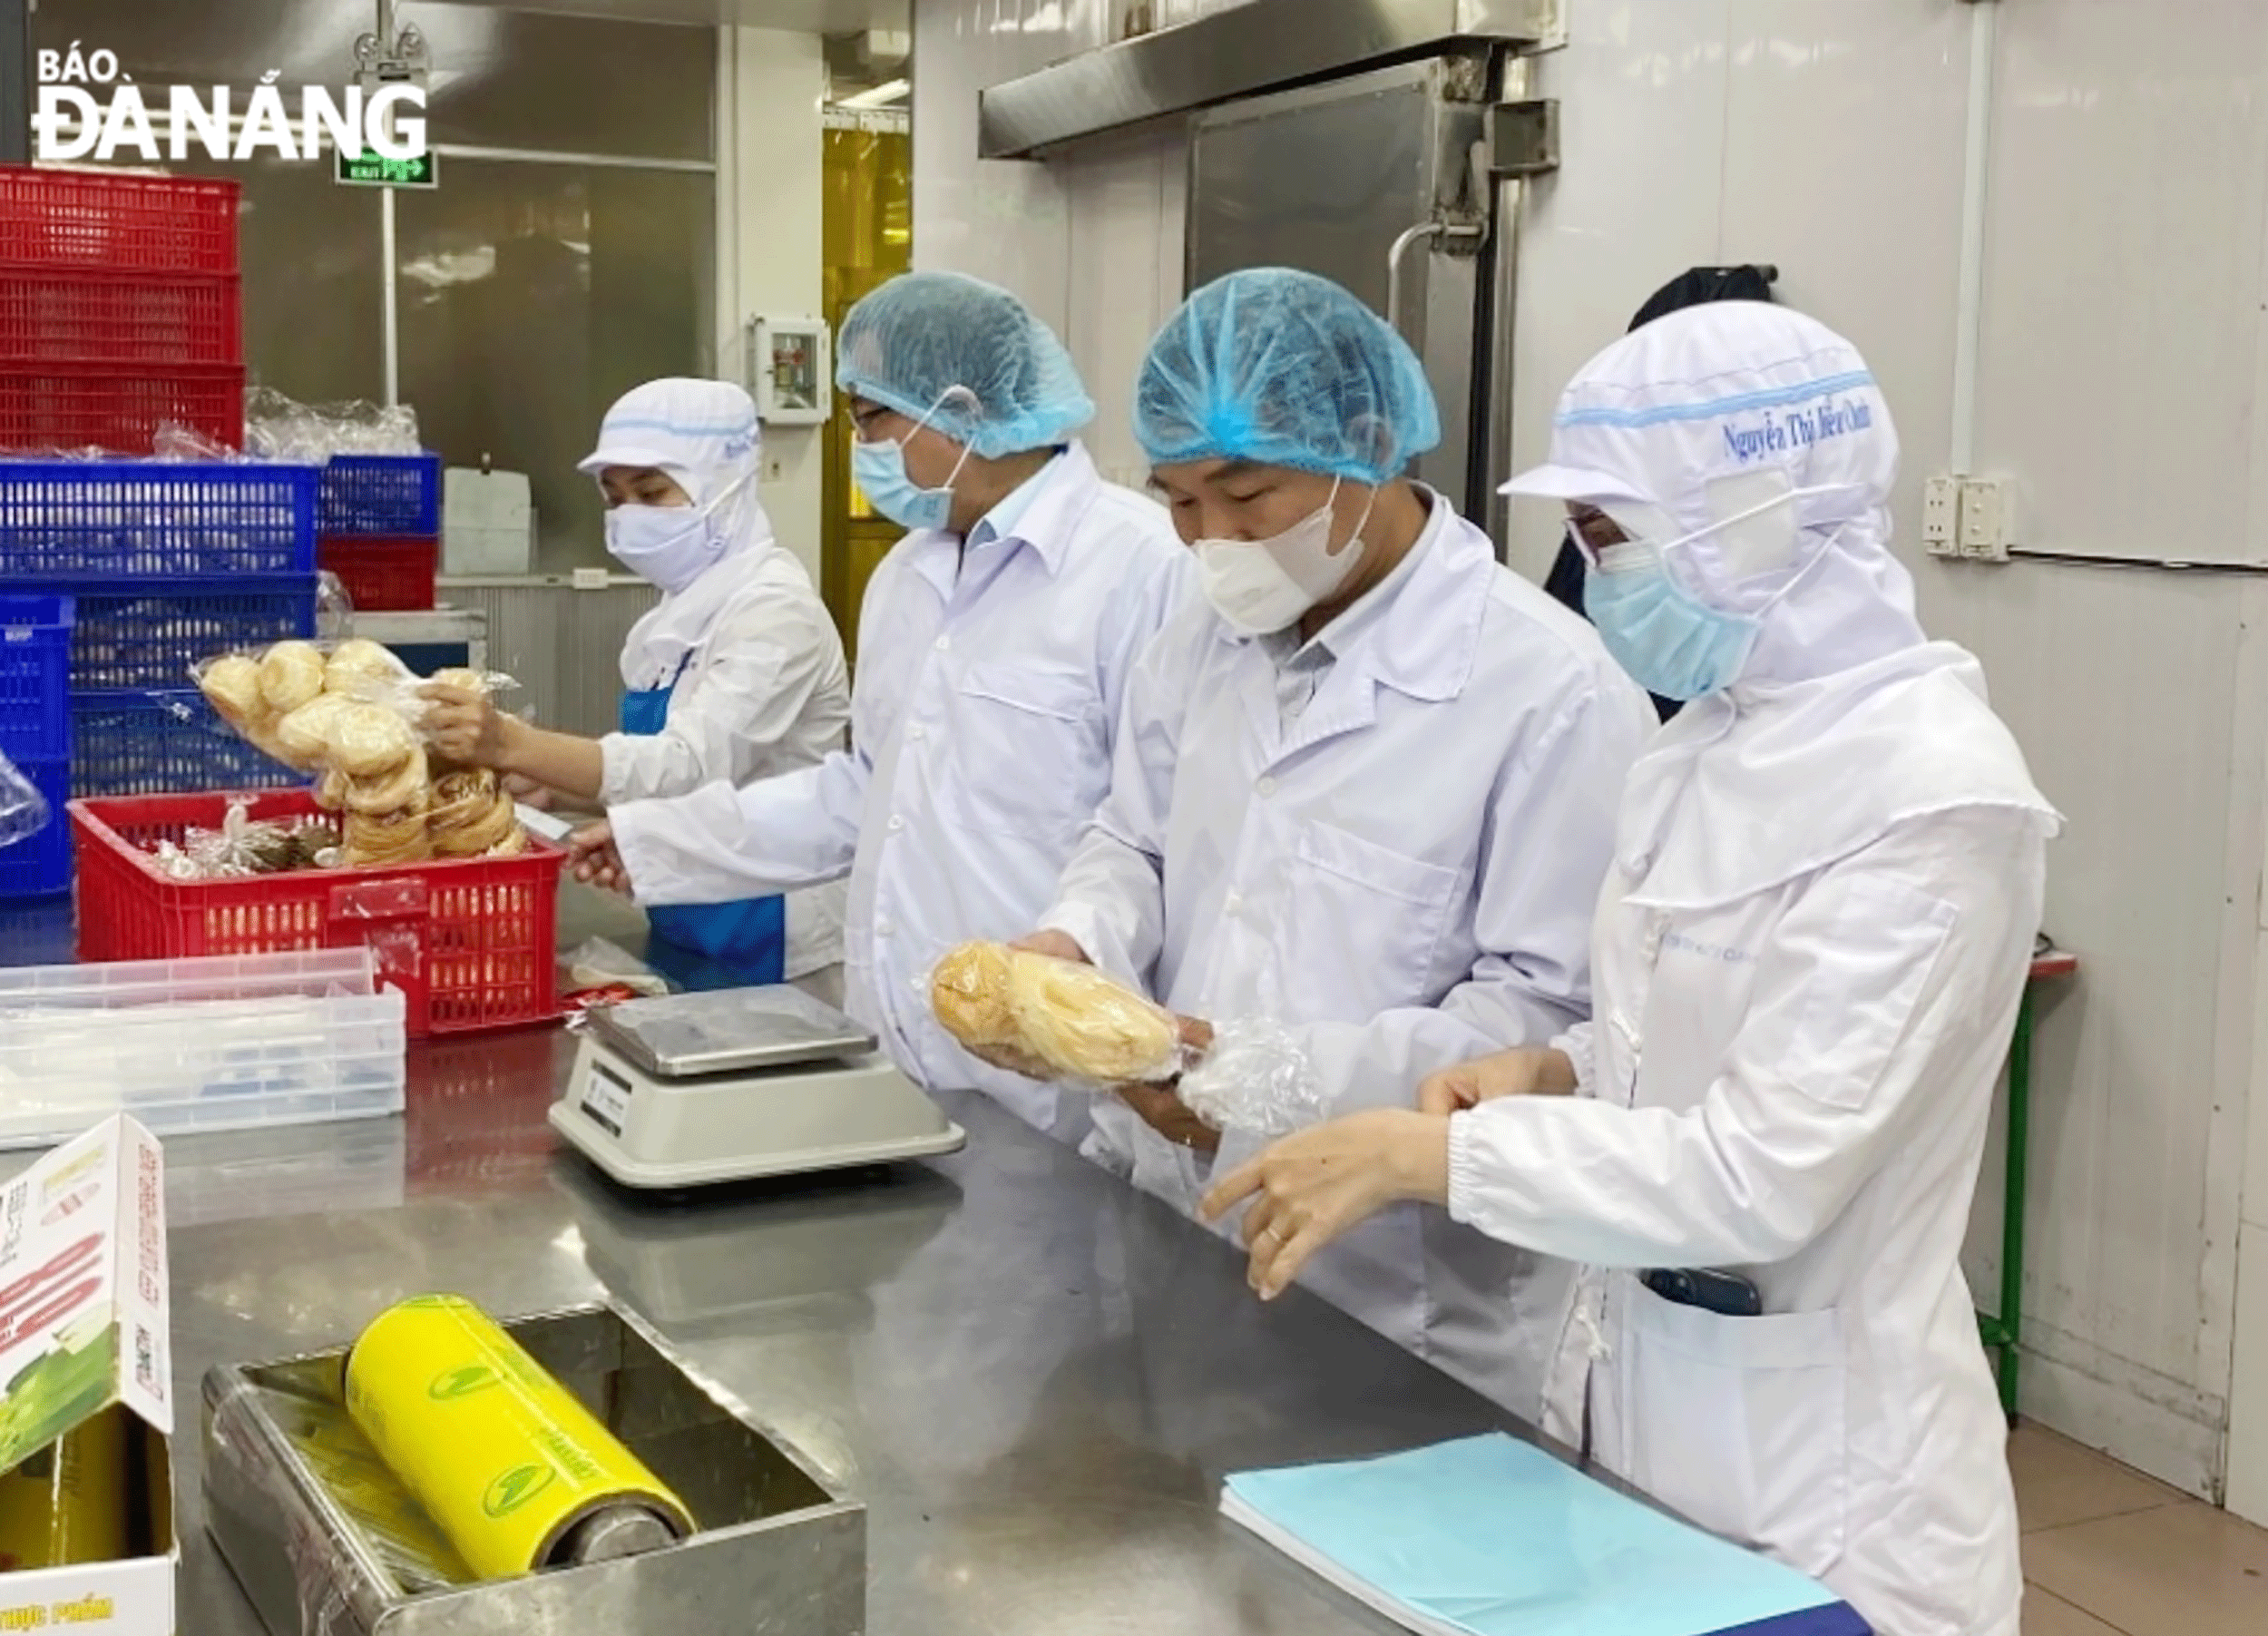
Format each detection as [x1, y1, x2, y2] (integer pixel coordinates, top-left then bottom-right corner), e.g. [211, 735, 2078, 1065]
[835, 78, 910, 110]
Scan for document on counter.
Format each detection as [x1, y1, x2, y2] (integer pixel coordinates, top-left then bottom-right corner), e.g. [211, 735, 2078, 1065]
[1222, 1434, 1870, 1636]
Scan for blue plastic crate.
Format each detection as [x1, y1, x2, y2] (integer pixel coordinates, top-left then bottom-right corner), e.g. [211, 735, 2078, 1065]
[0, 758, 70, 900]
[0, 460, 316, 579]
[318, 453, 441, 537]
[67, 574, 316, 693]
[0, 593, 73, 762]
[70, 690, 301, 799]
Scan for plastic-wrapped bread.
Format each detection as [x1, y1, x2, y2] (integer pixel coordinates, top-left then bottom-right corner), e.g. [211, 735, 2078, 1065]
[199, 654, 264, 728]
[273, 693, 357, 771]
[429, 666, 487, 696]
[342, 798, 433, 867]
[345, 755, 432, 816]
[931, 941, 1182, 1085]
[258, 641, 327, 714]
[931, 942, 1020, 1055]
[329, 703, 417, 779]
[427, 770, 521, 857]
[324, 637, 412, 698]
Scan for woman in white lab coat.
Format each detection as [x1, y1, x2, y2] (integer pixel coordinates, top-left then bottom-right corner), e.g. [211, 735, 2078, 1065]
[424, 377, 850, 988]
[1206, 305, 2060, 1636]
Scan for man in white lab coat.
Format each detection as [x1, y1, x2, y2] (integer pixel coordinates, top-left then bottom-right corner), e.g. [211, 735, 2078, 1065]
[1206, 304, 2059, 1636]
[572, 271, 1188, 1141]
[1012, 269, 1654, 1416]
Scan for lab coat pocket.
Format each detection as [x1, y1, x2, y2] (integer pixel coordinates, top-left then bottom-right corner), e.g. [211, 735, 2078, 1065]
[1618, 1278, 1848, 1577]
[944, 665, 1105, 841]
[1281, 822, 1461, 1015]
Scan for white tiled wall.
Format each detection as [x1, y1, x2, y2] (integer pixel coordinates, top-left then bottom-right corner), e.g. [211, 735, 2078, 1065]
[907, 0, 2268, 1499]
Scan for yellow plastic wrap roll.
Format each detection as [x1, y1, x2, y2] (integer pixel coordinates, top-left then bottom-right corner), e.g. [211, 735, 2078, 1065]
[343, 1296, 693, 1581]
[0, 1406, 128, 1572]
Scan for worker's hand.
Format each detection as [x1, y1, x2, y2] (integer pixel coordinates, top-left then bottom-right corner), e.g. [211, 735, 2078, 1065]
[1200, 1110, 1451, 1300]
[1010, 930, 1090, 965]
[567, 821, 633, 897]
[501, 771, 554, 811]
[1113, 1015, 1218, 1152]
[420, 682, 520, 769]
[1416, 1046, 1579, 1115]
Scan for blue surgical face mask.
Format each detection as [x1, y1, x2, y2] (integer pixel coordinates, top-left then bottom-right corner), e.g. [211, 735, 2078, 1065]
[853, 388, 978, 532]
[1582, 541, 1760, 702]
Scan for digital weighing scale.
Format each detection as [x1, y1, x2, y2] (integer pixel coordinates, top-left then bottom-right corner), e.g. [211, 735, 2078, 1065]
[551, 986, 966, 1188]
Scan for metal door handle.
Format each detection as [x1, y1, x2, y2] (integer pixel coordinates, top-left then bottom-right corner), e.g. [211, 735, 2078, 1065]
[1386, 220, 1485, 340]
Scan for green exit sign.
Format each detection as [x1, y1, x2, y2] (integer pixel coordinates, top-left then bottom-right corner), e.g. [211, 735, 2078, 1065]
[335, 151, 438, 189]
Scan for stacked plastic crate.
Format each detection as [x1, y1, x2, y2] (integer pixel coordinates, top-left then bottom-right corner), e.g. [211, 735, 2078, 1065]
[0, 593, 73, 898]
[316, 451, 444, 610]
[0, 168, 317, 841]
[0, 166, 247, 452]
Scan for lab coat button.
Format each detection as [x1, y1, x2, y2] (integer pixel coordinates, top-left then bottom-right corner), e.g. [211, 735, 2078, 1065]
[876, 918, 894, 937]
[934, 635, 952, 651]
[888, 815, 905, 833]
[1256, 777, 1278, 798]
[908, 725, 926, 742]
[1225, 892, 1244, 915]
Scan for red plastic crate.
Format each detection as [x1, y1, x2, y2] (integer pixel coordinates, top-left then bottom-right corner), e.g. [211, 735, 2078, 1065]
[318, 535, 438, 612]
[0, 361, 243, 454]
[69, 789, 565, 1039]
[0, 267, 242, 365]
[0, 167, 240, 275]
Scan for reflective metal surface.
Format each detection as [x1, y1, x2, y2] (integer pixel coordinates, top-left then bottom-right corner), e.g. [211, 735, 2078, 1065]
[586, 987, 876, 1079]
[976, 0, 1560, 158]
[205, 1306, 864, 1635]
[28, 1020, 1543, 1633]
[1184, 57, 1492, 514]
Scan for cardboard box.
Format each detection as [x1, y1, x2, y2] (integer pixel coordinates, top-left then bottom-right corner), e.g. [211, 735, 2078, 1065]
[0, 1118, 174, 1632]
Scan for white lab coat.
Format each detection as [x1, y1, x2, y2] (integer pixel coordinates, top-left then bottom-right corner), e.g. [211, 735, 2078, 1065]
[598, 541, 853, 979]
[1446, 644, 2060, 1636]
[1041, 495, 1653, 1414]
[609, 443, 1190, 1138]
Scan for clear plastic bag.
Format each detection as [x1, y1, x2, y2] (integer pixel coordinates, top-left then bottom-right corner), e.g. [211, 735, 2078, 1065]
[316, 571, 357, 642]
[151, 421, 242, 462]
[0, 752, 51, 848]
[146, 798, 341, 880]
[186, 640, 530, 869]
[1178, 1019, 1325, 1137]
[243, 388, 422, 464]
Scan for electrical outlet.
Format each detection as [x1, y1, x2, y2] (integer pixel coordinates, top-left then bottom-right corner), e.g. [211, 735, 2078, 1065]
[571, 566, 611, 591]
[1923, 476, 1960, 556]
[1959, 477, 2013, 562]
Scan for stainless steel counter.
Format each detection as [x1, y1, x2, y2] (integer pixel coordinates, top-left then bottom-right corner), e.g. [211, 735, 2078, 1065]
[87, 1024, 1537, 1635]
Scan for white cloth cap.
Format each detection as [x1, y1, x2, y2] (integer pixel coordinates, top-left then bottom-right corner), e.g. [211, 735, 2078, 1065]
[1504, 303, 1922, 689]
[581, 377, 763, 507]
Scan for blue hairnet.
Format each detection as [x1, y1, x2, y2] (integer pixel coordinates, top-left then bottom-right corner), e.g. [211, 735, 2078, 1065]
[837, 271, 1095, 459]
[1136, 268, 1441, 485]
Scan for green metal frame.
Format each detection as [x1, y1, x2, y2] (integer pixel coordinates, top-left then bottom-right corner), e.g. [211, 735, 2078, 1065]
[1979, 983, 2038, 1422]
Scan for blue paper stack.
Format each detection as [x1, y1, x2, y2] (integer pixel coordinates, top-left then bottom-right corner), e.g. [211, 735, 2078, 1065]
[1222, 1434, 1871, 1636]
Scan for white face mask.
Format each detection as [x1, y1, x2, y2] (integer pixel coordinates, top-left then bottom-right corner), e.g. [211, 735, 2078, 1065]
[1194, 481, 1374, 636]
[602, 475, 748, 593]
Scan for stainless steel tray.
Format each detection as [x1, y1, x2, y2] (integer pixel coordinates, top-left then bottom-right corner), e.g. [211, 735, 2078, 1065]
[584, 988, 877, 1080]
[202, 1304, 865, 1635]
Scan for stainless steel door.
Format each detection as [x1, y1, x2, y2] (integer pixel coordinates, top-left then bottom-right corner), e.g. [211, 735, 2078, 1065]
[1185, 54, 1495, 514]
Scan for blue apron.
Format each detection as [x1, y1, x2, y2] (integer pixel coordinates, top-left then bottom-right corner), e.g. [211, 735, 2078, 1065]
[621, 669, 788, 987]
